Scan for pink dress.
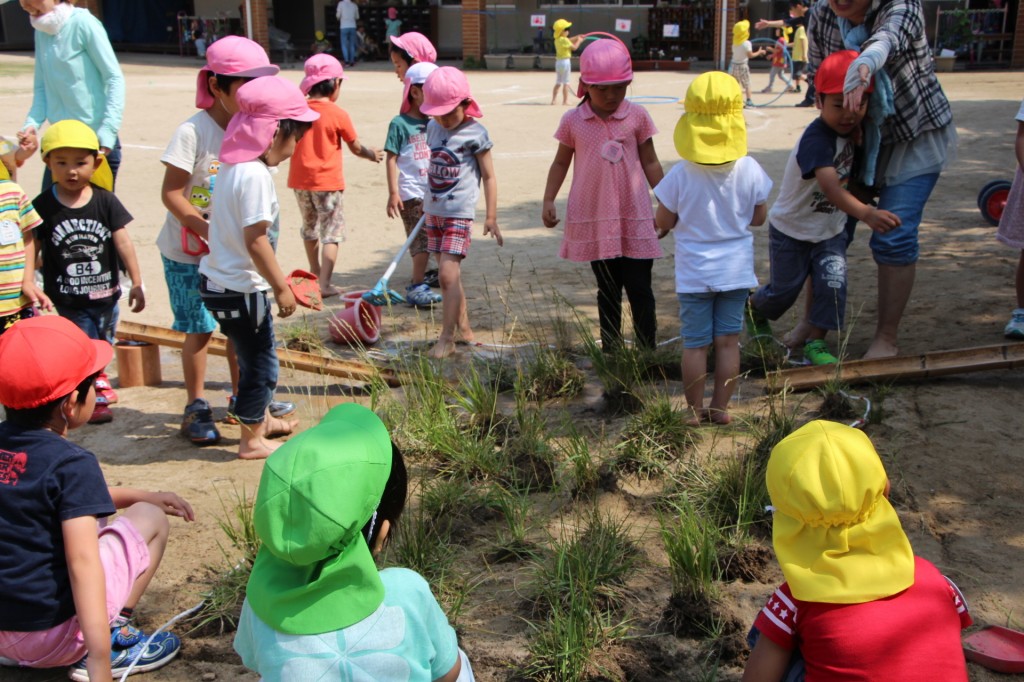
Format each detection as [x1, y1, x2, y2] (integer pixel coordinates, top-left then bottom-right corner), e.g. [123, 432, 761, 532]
[554, 100, 662, 263]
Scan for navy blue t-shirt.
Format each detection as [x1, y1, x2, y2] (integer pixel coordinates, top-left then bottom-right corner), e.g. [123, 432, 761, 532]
[0, 423, 114, 631]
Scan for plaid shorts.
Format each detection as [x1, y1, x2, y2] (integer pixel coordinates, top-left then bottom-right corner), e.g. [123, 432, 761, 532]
[731, 63, 751, 92]
[425, 214, 472, 257]
[400, 198, 428, 258]
[294, 189, 346, 243]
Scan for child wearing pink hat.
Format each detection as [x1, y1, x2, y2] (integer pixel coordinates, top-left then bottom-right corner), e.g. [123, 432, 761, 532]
[420, 66, 502, 359]
[542, 37, 664, 351]
[288, 54, 382, 300]
[198, 76, 319, 460]
[388, 31, 437, 82]
[384, 7, 402, 44]
[158, 36, 293, 448]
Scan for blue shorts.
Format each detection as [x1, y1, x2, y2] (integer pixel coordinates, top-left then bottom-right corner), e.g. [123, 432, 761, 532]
[869, 172, 940, 266]
[56, 302, 119, 346]
[677, 289, 747, 348]
[162, 255, 217, 335]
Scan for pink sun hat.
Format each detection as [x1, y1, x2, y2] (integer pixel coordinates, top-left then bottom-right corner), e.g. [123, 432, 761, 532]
[388, 7, 398, 19]
[400, 62, 438, 114]
[420, 66, 482, 118]
[221, 76, 320, 164]
[300, 53, 346, 95]
[577, 37, 633, 98]
[389, 32, 437, 64]
[196, 35, 280, 109]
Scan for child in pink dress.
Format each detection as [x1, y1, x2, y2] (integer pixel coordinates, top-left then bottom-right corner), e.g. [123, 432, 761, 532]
[997, 97, 1024, 339]
[542, 38, 664, 351]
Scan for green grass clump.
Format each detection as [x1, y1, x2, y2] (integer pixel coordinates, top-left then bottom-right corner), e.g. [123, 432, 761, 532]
[521, 347, 585, 403]
[523, 600, 630, 682]
[616, 394, 696, 478]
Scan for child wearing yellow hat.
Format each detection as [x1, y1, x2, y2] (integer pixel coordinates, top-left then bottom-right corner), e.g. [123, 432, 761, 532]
[654, 72, 772, 425]
[731, 20, 766, 108]
[742, 420, 972, 681]
[550, 18, 583, 105]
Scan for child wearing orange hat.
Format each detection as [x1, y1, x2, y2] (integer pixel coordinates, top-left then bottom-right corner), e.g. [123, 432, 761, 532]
[742, 420, 972, 681]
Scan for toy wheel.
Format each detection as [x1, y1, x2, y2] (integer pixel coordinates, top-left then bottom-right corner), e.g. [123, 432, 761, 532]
[979, 181, 1012, 226]
[978, 180, 1007, 210]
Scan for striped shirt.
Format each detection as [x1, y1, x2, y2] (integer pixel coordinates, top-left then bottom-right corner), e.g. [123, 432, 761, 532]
[807, 0, 952, 145]
[0, 181, 42, 317]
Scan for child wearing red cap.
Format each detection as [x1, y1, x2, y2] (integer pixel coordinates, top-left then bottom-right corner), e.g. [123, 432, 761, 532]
[420, 66, 503, 359]
[158, 36, 287, 448]
[289, 54, 382, 300]
[0, 316, 194, 682]
[746, 50, 901, 366]
[199, 76, 319, 459]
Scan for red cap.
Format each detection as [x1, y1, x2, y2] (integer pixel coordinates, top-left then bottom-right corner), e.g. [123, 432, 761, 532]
[815, 50, 874, 95]
[0, 316, 112, 409]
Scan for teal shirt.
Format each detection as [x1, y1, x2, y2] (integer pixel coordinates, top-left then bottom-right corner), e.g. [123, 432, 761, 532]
[24, 8, 125, 149]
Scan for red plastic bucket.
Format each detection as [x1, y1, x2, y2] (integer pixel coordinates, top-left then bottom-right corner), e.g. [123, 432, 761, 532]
[329, 297, 380, 345]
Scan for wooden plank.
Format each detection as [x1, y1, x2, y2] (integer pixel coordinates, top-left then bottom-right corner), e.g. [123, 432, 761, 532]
[115, 321, 403, 387]
[767, 343, 1024, 392]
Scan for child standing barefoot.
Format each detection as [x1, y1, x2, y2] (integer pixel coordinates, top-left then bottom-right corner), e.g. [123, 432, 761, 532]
[997, 96, 1024, 339]
[542, 37, 664, 352]
[420, 67, 503, 359]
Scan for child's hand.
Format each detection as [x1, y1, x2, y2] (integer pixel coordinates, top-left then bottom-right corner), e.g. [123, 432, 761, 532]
[142, 491, 195, 522]
[386, 193, 404, 219]
[21, 280, 52, 311]
[366, 147, 384, 163]
[128, 284, 145, 313]
[542, 201, 560, 228]
[656, 226, 672, 239]
[484, 219, 503, 247]
[17, 130, 38, 157]
[863, 207, 901, 234]
[275, 287, 297, 317]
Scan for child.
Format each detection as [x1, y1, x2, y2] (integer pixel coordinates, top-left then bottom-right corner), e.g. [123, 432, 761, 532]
[385, 7, 402, 43]
[385, 61, 443, 308]
[310, 30, 331, 55]
[159, 35, 282, 447]
[654, 72, 772, 425]
[0, 178, 49, 336]
[760, 27, 794, 94]
[199, 76, 318, 459]
[742, 420, 972, 681]
[355, 21, 379, 61]
[420, 66, 503, 359]
[32, 120, 144, 426]
[731, 20, 765, 108]
[542, 37, 663, 352]
[289, 54, 383, 299]
[789, 1, 809, 94]
[997, 95, 1024, 338]
[233, 403, 474, 680]
[746, 51, 900, 365]
[0, 315, 194, 682]
[389, 32, 437, 82]
[0, 129, 37, 182]
[550, 18, 583, 106]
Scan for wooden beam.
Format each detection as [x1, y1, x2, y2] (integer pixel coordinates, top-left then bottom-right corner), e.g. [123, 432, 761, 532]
[115, 321, 402, 387]
[767, 343, 1024, 392]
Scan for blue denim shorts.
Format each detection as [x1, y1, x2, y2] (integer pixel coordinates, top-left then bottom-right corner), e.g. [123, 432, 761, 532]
[869, 172, 940, 266]
[162, 255, 217, 335]
[56, 302, 119, 345]
[677, 289, 748, 348]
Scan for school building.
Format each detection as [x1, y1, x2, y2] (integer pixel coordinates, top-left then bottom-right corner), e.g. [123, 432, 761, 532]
[0, 0, 1021, 69]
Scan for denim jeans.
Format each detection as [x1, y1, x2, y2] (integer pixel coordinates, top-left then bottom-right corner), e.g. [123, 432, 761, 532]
[340, 28, 358, 64]
[42, 138, 121, 192]
[869, 172, 940, 266]
[55, 302, 119, 345]
[199, 278, 277, 424]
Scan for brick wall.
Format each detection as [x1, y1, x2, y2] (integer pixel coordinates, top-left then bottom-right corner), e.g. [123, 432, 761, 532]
[247, 0, 270, 54]
[712, 0, 740, 70]
[462, 0, 486, 60]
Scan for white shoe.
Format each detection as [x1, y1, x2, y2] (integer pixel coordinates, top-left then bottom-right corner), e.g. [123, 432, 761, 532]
[1005, 308, 1024, 339]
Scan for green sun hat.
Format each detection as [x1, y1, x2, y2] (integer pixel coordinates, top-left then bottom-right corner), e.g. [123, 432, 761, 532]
[246, 403, 392, 635]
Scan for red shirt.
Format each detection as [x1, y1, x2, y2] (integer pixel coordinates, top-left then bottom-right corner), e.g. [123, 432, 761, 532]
[771, 39, 788, 68]
[753, 557, 971, 681]
[287, 99, 357, 192]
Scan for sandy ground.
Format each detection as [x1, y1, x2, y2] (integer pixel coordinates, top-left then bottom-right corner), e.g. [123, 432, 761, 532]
[0, 52, 1023, 681]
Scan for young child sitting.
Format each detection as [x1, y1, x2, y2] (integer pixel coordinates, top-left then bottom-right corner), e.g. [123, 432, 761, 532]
[234, 403, 474, 681]
[32, 120, 145, 425]
[743, 420, 972, 681]
[746, 50, 900, 365]
[654, 72, 772, 425]
[0, 316, 194, 682]
[310, 30, 331, 55]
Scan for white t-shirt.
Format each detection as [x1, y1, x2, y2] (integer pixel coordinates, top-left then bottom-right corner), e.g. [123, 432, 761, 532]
[654, 156, 772, 294]
[336, 0, 359, 29]
[157, 110, 224, 265]
[732, 41, 753, 66]
[199, 161, 278, 294]
[1016, 98, 1024, 122]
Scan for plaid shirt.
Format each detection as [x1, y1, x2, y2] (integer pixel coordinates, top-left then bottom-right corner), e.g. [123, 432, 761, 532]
[807, 0, 952, 144]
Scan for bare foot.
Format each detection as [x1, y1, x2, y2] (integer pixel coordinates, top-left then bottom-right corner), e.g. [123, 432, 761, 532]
[707, 408, 732, 425]
[783, 320, 812, 349]
[685, 407, 708, 427]
[320, 286, 342, 299]
[238, 438, 282, 460]
[428, 338, 458, 359]
[265, 415, 299, 439]
[863, 338, 899, 360]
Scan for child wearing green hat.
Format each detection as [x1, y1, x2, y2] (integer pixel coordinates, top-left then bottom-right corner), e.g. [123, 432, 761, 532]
[742, 420, 972, 681]
[654, 72, 772, 426]
[234, 403, 474, 681]
[550, 19, 583, 106]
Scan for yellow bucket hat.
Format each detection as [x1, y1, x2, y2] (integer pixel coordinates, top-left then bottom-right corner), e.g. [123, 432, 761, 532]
[40, 120, 113, 192]
[553, 18, 572, 35]
[674, 71, 746, 165]
[767, 420, 915, 604]
[733, 19, 750, 45]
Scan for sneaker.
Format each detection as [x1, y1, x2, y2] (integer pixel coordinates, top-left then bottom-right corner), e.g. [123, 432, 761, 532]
[1005, 308, 1024, 339]
[423, 269, 440, 288]
[68, 630, 180, 681]
[88, 397, 113, 425]
[94, 373, 118, 404]
[181, 399, 220, 446]
[795, 99, 814, 108]
[803, 339, 838, 365]
[405, 283, 442, 309]
[225, 397, 296, 424]
[744, 298, 773, 340]
[744, 99, 755, 108]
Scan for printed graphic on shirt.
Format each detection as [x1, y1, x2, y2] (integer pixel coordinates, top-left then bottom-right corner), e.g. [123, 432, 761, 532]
[50, 218, 118, 300]
[808, 139, 854, 216]
[190, 160, 221, 221]
[428, 143, 463, 201]
[0, 449, 27, 486]
[760, 587, 798, 634]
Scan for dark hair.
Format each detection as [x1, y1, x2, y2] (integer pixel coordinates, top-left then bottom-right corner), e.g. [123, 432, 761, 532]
[389, 43, 414, 66]
[307, 78, 339, 99]
[278, 118, 314, 143]
[213, 73, 252, 96]
[362, 441, 408, 549]
[3, 371, 99, 429]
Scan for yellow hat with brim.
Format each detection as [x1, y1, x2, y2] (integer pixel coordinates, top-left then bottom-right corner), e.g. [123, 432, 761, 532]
[674, 71, 747, 165]
[553, 18, 572, 35]
[40, 120, 113, 191]
[767, 420, 915, 604]
[733, 19, 750, 45]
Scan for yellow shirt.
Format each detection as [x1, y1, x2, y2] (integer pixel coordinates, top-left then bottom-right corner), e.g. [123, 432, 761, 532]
[0, 181, 42, 317]
[792, 25, 808, 62]
[555, 35, 574, 60]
